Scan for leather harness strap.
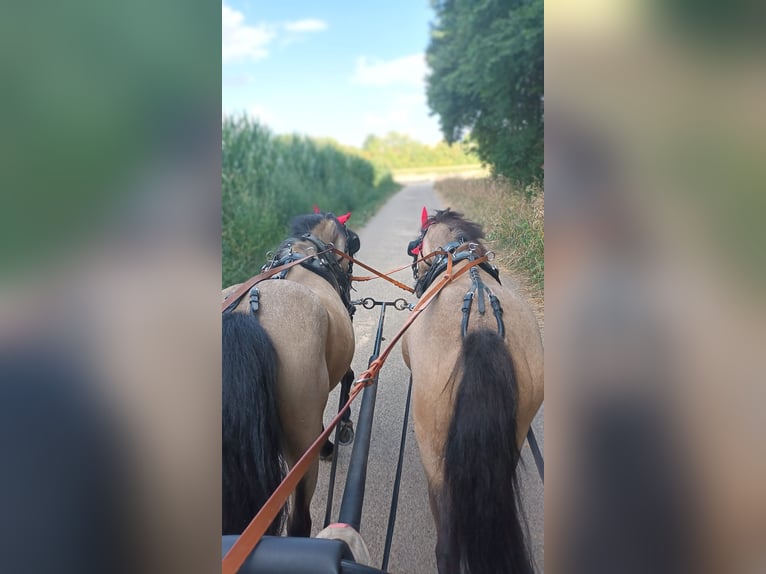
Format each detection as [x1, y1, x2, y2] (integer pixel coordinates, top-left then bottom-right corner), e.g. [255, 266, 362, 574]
[350, 261, 414, 287]
[332, 250, 415, 294]
[221, 250, 331, 314]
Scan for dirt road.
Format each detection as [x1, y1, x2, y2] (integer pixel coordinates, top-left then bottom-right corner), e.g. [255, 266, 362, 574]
[311, 181, 545, 573]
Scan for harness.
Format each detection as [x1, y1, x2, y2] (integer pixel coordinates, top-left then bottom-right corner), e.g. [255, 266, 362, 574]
[412, 239, 505, 339]
[254, 232, 356, 318]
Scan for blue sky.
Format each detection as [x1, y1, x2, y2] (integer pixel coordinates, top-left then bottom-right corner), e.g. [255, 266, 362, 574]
[222, 0, 443, 147]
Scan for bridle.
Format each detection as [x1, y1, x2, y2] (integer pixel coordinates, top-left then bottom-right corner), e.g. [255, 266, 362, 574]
[408, 225, 501, 295]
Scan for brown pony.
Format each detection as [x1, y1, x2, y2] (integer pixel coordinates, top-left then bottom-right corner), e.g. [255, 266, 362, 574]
[221, 211, 359, 537]
[402, 208, 544, 574]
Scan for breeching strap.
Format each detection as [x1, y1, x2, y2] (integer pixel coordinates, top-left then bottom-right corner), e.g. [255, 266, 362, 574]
[221, 253, 490, 574]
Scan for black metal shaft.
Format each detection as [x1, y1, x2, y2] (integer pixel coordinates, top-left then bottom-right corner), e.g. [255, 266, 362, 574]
[526, 426, 544, 483]
[324, 371, 353, 528]
[381, 374, 413, 571]
[338, 303, 387, 531]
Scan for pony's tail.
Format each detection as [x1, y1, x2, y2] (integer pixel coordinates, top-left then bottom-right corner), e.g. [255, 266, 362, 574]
[445, 330, 533, 574]
[222, 312, 287, 535]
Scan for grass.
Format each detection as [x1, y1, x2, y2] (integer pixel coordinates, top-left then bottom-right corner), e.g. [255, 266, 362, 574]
[434, 177, 544, 299]
[222, 116, 400, 287]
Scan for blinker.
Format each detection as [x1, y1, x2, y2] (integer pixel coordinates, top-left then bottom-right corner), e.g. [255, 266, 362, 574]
[407, 238, 422, 258]
[346, 229, 360, 255]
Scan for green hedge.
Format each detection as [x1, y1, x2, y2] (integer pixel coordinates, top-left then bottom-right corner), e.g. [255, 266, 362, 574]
[223, 116, 399, 286]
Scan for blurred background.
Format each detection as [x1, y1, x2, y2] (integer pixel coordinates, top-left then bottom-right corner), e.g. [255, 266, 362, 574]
[546, 0, 766, 572]
[1, 0, 764, 572]
[0, 0, 221, 572]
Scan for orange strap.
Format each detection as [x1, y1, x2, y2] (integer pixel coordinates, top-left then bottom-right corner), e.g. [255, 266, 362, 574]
[350, 262, 413, 284]
[221, 254, 489, 574]
[332, 249, 415, 294]
[339, 247, 461, 294]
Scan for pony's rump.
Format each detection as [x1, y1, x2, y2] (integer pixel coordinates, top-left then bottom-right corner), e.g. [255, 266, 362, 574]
[445, 329, 533, 574]
[222, 312, 286, 535]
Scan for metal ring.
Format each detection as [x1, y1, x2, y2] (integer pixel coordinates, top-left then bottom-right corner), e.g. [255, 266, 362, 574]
[362, 297, 376, 309]
[486, 251, 495, 261]
[394, 298, 409, 311]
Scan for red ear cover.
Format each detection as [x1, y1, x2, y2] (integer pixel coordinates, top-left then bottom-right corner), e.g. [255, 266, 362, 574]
[337, 212, 351, 224]
[421, 206, 429, 229]
[313, 205, 321, 214]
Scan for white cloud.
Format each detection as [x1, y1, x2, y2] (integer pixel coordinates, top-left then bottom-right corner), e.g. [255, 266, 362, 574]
[246, 105, 276, 126]
[221, 105, 278, 130]
[222, 2, 275, 63]
[352, 53, 427, 87]
[284, 19, 327, 32]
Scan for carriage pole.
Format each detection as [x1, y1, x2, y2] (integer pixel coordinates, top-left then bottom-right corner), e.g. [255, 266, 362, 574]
[337, 300, 389, 531]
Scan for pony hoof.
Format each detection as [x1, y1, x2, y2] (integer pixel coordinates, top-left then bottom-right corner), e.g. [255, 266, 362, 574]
[320, 439, 335, 461]
[338, 423, 354, 446]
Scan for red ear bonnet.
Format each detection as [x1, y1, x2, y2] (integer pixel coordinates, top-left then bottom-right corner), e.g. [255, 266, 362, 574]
[313, 205, 321, 214]
[421, 206, 429, 229]
[337, 212, 351, 225]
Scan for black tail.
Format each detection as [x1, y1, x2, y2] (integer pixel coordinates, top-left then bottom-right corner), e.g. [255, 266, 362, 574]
[222, 312, 286, 535]
[444, 330, 533, 574]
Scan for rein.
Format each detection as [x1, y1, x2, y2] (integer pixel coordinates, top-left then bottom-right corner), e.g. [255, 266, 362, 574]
[221, 253, 491, 574]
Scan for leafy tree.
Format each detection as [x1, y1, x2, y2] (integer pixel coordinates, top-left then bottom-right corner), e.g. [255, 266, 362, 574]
[359, 131, 477, 170]
[426, 0, 543, 187]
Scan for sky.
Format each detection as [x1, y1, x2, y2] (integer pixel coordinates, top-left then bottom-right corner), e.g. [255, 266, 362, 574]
[222, 0, 444, 148]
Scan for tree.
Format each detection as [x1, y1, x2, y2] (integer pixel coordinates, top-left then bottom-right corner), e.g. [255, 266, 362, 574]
[426, 0, 543, 187]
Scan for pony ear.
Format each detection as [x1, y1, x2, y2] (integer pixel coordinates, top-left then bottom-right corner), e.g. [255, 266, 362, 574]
[337, 212, 351, 224]
[313, 204, 321, 214]
[421, 206, 429, 229]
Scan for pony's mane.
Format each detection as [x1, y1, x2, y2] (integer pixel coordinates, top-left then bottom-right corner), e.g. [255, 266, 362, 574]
[426, 209, 485, 243]
[288, 213, 342, 239]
